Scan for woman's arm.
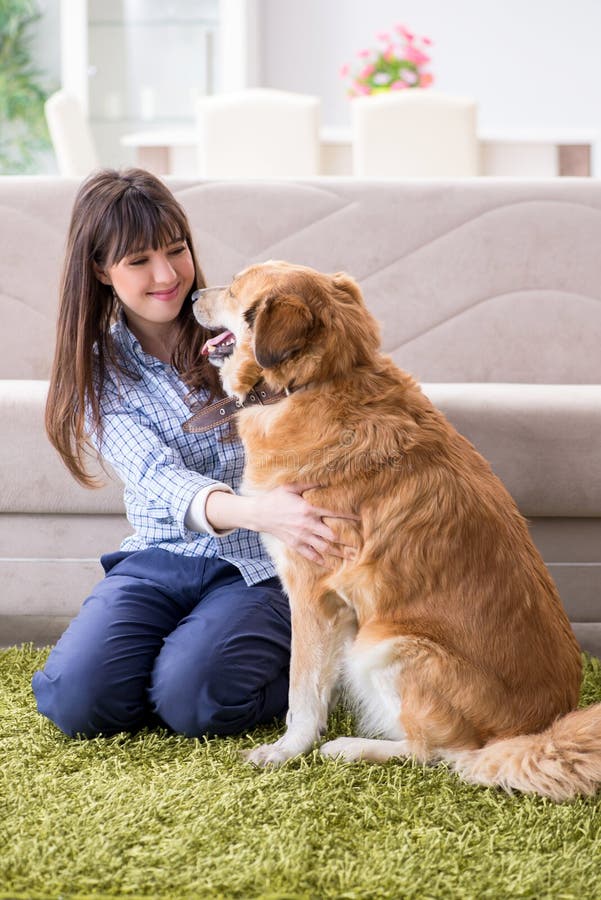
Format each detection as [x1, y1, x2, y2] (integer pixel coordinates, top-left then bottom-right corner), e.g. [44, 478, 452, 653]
[89, 392, 232, 543]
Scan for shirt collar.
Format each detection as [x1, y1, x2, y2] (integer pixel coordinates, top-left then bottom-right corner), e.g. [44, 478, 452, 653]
[112, 310, 166, 369]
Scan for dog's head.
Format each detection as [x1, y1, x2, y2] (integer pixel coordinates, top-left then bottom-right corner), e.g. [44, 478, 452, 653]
[192, 261, 381, 399]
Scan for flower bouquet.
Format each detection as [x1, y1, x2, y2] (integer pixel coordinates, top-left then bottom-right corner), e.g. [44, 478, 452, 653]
[340, 24, 434, 97]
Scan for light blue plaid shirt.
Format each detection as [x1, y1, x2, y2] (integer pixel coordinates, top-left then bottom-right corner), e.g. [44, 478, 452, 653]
[91, 316, 277, 586]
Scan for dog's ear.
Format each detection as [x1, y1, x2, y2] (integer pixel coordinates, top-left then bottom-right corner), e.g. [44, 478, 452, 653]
[252, 294, 314, 369]
[331, 271, 362, 303]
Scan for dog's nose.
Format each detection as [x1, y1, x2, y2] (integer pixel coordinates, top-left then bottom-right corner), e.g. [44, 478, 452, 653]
[192, 285, 230, 302]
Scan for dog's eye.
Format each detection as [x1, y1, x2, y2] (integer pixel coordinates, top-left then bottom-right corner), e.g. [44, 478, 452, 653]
[244, 301, 261, 328]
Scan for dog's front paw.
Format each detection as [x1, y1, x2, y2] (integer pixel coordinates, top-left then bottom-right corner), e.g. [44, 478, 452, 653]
[243, 740, 298, 768]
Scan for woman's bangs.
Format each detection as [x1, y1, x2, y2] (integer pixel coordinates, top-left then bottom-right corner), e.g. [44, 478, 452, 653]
[104, 192, 187, 265]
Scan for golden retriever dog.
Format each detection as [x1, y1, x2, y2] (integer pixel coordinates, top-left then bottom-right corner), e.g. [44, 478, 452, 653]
[192, 261, 601, 801]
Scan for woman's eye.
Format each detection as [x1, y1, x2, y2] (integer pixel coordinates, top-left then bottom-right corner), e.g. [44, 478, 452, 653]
[169, 245, 186, 255]
[129, 258, 147, 266]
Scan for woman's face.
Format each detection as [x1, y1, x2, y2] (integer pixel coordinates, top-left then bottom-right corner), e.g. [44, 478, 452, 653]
[96, 238, 195, 334]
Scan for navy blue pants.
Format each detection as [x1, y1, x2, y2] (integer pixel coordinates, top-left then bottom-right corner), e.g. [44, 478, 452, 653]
[32, 549, 291, 739]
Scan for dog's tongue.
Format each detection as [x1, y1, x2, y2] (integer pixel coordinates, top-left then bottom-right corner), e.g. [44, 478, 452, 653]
[201, 330, 235, 355]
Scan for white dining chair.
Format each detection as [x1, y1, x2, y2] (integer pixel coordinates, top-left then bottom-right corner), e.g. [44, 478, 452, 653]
[195, 88, 321, 177]
[44, 90, 99, 176]
[352, 90, 479, 178]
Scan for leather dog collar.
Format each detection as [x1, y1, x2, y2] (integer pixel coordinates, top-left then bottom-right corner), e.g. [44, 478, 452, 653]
[182, 378, 300, 434]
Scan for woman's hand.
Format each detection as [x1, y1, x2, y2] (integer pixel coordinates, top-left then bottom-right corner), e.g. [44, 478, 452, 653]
[204, 484, 360, 568]
[249, 483, 360, 567]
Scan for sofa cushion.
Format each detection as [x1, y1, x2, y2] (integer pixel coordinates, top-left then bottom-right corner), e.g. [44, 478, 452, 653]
[172, 179, 601, 385]
[1, 379, 599, 518]
[4, 177, 601, 384]
[0, 177, 79, 380]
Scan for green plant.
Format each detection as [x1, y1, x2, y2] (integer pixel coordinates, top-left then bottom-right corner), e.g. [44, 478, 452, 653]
[0, 0, 51, 173]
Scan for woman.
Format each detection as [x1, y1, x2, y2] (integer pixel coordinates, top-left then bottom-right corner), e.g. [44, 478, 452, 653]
[33, 168, 354, 739]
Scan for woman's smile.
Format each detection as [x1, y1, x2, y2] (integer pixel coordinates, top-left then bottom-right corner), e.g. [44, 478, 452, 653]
[149, 282, 180, 301]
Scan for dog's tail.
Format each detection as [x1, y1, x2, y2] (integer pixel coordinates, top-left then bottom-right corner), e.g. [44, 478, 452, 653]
[449, 703, 601, 801]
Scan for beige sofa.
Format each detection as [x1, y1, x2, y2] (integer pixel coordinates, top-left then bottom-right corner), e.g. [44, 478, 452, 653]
[1, 177, 600, 652]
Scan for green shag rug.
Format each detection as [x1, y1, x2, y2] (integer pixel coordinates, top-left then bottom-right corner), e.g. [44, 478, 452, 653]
[2, 646, 601, 900]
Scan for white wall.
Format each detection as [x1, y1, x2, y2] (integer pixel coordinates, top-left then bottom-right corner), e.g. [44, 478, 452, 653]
[31, 0, 61, 87]
[259, 0, 601, 130]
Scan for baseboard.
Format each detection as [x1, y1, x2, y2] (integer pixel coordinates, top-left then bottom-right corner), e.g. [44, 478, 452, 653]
[0, 614, 72, 648]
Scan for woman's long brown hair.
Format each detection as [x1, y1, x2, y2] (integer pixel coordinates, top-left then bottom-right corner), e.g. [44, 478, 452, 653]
[45, 167, 223, 487]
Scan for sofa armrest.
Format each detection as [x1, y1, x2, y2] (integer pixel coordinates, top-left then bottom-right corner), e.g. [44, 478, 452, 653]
[0, 379, 124, 514]
[424, 383, 601, 517]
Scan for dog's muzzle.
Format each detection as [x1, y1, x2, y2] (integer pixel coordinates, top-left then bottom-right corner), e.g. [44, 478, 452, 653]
[192, 286, 236, 366]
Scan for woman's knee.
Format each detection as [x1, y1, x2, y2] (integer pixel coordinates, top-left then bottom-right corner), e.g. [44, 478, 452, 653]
[33, 659, 105, 738]
[32, 639, 151, 738]
[150, 644, 289, 737]
[151, 579, 291, 737]
[32, 564, 181, 738]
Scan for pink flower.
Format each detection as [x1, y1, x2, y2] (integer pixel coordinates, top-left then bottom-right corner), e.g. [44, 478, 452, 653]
[404, 45, 431, 65]
[342, 23, 434, 99]
[394, 24, 415, 41]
